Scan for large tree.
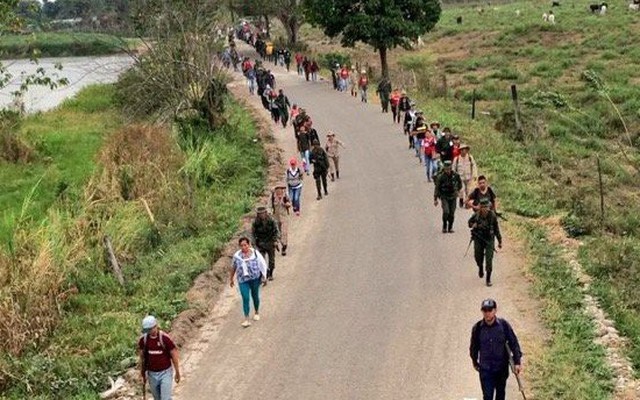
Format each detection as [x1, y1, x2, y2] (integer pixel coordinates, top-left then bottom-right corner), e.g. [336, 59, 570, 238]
[304, 0, 441, 78]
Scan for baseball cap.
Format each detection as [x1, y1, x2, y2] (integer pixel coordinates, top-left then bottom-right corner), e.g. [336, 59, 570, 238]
[141, 315, 157, 333]
[481, 299, 497, 310]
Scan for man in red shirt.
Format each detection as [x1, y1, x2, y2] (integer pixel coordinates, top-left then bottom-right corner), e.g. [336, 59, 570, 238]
[390, 88, 401, 123]
[138, 316, 181, 400]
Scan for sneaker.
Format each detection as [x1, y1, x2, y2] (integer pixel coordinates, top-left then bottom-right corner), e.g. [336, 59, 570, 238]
[478, 269, 484, 278]
[442, 228, 447, 234]
[448, 228, 454, 233]
[486, 281, 493, 287]
[295, 211, 300, 216]
[241, 320, 252, 328]
[268, 276, 274, 281]
[253, 314, 261, 321]
[316, 195, 322, 200]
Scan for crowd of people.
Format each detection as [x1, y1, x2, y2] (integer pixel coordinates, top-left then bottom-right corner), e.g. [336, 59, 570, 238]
[135, 25, 522, 400]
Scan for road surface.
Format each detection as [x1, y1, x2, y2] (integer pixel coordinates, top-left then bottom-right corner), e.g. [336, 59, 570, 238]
[175, 50, 532, 400]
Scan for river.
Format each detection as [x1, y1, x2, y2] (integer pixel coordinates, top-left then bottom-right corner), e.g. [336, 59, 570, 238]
[0, 54, 134, 113]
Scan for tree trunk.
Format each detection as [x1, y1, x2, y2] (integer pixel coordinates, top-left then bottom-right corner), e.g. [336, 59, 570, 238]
[263, 14, 271, 38]
[287, 18, 299, 44]
[379, 46, 389, 79]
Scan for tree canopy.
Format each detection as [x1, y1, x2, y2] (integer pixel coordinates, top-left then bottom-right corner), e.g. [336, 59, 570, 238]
[304, 0, 441, 78]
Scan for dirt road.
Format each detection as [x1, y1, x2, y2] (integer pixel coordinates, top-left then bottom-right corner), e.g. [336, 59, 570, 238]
[174, 50, 536, 400]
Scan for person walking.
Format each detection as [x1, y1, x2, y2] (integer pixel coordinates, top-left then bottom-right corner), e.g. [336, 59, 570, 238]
[358, 70, 369, 103]
[310, 60, 319, 82]
[390, 88, 401, 123]
[421, 128, 437, 182]
[286, 157, 304, 216]
[434, 160, 462, 233]
[454, 144, 477, 207]
[138, 316, 181, 400]
[470, 299, 523, 400]
[310, 140, 330, 200]
[468, 198, 502, 286]
[436, 127, 455, 162]
[271, 184, 291, 256]
[251, 206, 280, 281]
[349, 66, 358, 97]
[467, 175, 499, 212]
[339, 65, 349, 92]
[296, 126, 312, 175]
[325, 131, 345, 181]
[295, 52, 304, 75]
[377, 77, 392, 113]
[275, 89, 291, 128]
[229, 237, 268, 327]
[398, 90, 411, 126]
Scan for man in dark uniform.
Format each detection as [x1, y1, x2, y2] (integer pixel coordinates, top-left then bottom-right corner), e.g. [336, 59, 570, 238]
[251, 206, 280, 280]
[434, 160, 462, 233]
[376, 77, 392, 113]
[470, 299, 523, 400]
[468, 198, 502, 286]
[436, 127, 455, 162]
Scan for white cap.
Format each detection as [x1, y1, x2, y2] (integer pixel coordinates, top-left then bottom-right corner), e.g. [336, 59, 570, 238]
[142, 315, 157, 332]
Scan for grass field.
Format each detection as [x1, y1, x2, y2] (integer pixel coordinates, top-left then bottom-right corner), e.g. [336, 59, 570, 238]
[0, 85, 266, 398]
[0, 32, 136, 59]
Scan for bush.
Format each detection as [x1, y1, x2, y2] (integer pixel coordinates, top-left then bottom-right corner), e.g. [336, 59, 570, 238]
[319, 51, 351, 70]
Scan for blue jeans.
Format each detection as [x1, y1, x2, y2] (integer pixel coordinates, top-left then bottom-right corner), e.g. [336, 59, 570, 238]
[239, 278, 261, 317]
[425, 156, 437, 180]
[414, 138, 423, 161]
[311, 72, 318, 82]
[300, 150, 310, 173]
[288, 185, 302, 212]
[247, 77, 256, 95]
[479, 368, 509, 400]
[147, 367, 173, 400]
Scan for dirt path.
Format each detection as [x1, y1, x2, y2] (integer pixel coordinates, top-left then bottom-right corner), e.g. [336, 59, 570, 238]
[172, 44, 543, 400]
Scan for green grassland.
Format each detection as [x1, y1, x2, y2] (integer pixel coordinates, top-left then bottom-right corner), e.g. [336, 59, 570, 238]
[0, 85, 265, 398]
[0, 32, 137, 59]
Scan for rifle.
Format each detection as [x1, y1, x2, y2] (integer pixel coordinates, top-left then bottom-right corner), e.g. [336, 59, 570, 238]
[495, 211, 508, 221]
[507, 343, 527, 400]
[465, 230, 500, 257]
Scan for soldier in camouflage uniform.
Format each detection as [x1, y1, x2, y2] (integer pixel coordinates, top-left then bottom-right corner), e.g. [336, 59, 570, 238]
[434, 160, 463, 233]
[468, 198, 503, 287]
[251, 206, 281, 281]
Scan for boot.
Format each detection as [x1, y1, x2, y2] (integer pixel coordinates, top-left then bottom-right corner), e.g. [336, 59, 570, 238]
[336, 170, 340, 179]
[281, 245, 287, 256]
[330, 173, 335, 182]
[478, 266, 484, 278]
[485, 268, 492, 286]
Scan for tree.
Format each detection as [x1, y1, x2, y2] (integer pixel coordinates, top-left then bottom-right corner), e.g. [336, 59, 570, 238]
[117, 0, 228, 130]
[304, 0, 441, 78]
[274, 0, 304, 45]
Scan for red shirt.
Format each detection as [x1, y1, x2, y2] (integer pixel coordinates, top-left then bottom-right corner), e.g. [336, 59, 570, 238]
[358, 76, 368, 87]
[295, 53, 303, 64]
[452, 144, 461, 159]
[422, 136, 436, 157]
[390, 93, 400, 106]
[340, 68, 349, 79]
[138, 331, 176, 372]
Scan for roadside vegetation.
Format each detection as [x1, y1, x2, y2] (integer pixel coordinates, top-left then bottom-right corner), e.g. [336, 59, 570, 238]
[0, 83, 265, 399]
[292, 0, 639, 397]
[0, 32, 136, 59]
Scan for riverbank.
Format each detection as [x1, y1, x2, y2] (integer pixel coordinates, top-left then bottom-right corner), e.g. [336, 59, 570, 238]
[0, 32, 138, 59]
[0, 84, 266, 398]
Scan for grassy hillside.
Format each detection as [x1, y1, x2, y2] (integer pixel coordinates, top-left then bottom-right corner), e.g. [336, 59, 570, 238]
[0, 85, 266, 398]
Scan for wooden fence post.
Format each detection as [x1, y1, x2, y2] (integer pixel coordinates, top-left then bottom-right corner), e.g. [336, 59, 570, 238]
[511, 84, 523, 138]
[597, 156, 605, 224]
[103, 235, 125, 287]
[471, 89, 476, 120]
